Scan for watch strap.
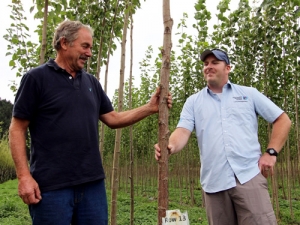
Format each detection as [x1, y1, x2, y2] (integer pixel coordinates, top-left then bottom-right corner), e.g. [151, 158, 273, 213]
[266, 148, 278, 156]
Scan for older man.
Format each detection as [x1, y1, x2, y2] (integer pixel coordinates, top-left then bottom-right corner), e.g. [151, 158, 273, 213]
[9, 20, 171, 225]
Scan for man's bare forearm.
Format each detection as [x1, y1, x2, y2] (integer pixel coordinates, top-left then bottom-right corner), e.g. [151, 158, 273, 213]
[9, 117, 31, 180]
[267, 112, 291, 153]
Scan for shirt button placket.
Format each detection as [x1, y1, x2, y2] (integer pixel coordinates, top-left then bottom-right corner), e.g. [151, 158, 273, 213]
[221, 104, 230, 155]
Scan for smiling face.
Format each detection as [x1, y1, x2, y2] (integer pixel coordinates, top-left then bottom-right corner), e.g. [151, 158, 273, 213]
[58, 27, 93, 76]
[203, 54, 231, 93]
[68, 28, 93, 71]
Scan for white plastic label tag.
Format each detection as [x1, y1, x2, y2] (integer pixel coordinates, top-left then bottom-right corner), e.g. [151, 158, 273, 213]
[162, 209, 189, 225]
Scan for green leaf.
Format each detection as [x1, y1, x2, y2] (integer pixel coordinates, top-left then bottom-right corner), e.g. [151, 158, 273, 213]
[30, 6, 35, 13]
[12, 53, 18, 60]
[9, 60, 16, 67]
[11, 37, 19, 44]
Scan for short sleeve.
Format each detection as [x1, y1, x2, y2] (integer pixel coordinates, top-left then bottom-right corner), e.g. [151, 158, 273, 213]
[252, 88, 284, 123]
[176, 96, 196, 132]
[13, 73, 40, 121]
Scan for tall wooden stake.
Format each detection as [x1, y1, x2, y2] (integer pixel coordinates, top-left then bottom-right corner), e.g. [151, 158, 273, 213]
[158, 0, 173, 224]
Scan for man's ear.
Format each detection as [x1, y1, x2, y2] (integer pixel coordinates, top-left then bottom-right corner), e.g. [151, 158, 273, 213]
[60, 37, 68, 50]
[226, 64, 231, 72]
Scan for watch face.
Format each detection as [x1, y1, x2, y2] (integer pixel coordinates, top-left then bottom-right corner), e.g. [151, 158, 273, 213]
[267, 148, 277, 156]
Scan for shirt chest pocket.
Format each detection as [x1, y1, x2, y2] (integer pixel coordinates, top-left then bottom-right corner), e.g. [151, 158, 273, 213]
[228, 106, 253, 126]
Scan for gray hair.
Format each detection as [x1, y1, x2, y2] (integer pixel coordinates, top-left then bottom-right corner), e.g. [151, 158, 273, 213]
[52, 20, 94, 51]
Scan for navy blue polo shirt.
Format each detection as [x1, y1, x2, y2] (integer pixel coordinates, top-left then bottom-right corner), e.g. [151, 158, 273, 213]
[13, 59, 114, 192]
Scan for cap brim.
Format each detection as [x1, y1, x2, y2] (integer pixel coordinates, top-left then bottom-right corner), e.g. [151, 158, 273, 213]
[200, 49, 214, 62]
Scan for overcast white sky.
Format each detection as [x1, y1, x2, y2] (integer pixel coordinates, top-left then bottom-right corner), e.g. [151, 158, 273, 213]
[0, 0, 256, 103]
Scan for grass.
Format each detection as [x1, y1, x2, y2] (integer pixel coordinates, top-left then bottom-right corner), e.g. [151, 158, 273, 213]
[0, 179, 299, 225]
[0, 179, 207, 225]
[110, 186, 208, 225]
[0, 180, 31, 225]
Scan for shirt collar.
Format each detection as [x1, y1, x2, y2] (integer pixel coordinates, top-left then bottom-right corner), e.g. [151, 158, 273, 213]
[206, 81, 232, 94]
[46, 58, 61, 71]
[46, 58, 83, 77]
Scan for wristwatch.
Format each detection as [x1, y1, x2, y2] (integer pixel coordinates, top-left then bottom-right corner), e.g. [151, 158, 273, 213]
[266, 148, 278, 156]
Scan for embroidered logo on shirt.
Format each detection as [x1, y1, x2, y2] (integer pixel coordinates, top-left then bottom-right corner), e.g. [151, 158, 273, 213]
[233, 96, 248, 102]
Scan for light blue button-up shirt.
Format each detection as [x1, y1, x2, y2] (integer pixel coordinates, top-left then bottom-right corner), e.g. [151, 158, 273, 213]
[177, 81, 283, 193]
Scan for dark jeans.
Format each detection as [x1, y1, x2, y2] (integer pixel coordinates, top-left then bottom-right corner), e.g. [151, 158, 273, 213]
[29, 179, 108, 225]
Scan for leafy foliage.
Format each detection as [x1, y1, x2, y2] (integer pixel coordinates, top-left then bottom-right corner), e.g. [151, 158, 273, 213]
[0, 99, 13, 138]
[3, 0, 39, 92]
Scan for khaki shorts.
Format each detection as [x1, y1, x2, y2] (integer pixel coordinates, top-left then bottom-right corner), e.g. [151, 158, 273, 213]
[204, 173, 277, 225]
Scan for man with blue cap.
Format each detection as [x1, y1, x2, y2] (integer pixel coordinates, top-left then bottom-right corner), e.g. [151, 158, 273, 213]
[200, 48, 230, 65]
[155, 48, 291, 224]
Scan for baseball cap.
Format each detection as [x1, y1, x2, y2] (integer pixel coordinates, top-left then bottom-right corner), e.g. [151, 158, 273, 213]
[200, 49, 230, 65]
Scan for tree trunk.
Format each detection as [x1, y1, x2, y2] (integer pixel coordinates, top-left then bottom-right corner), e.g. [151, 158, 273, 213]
[39, 0, 48, 65]
[110, 1, 129, 224]
[129, 4, 134, 224]
[99, 0, 120, 162]
[158, 0, 173, 224]
[95, 3, 108, 80]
